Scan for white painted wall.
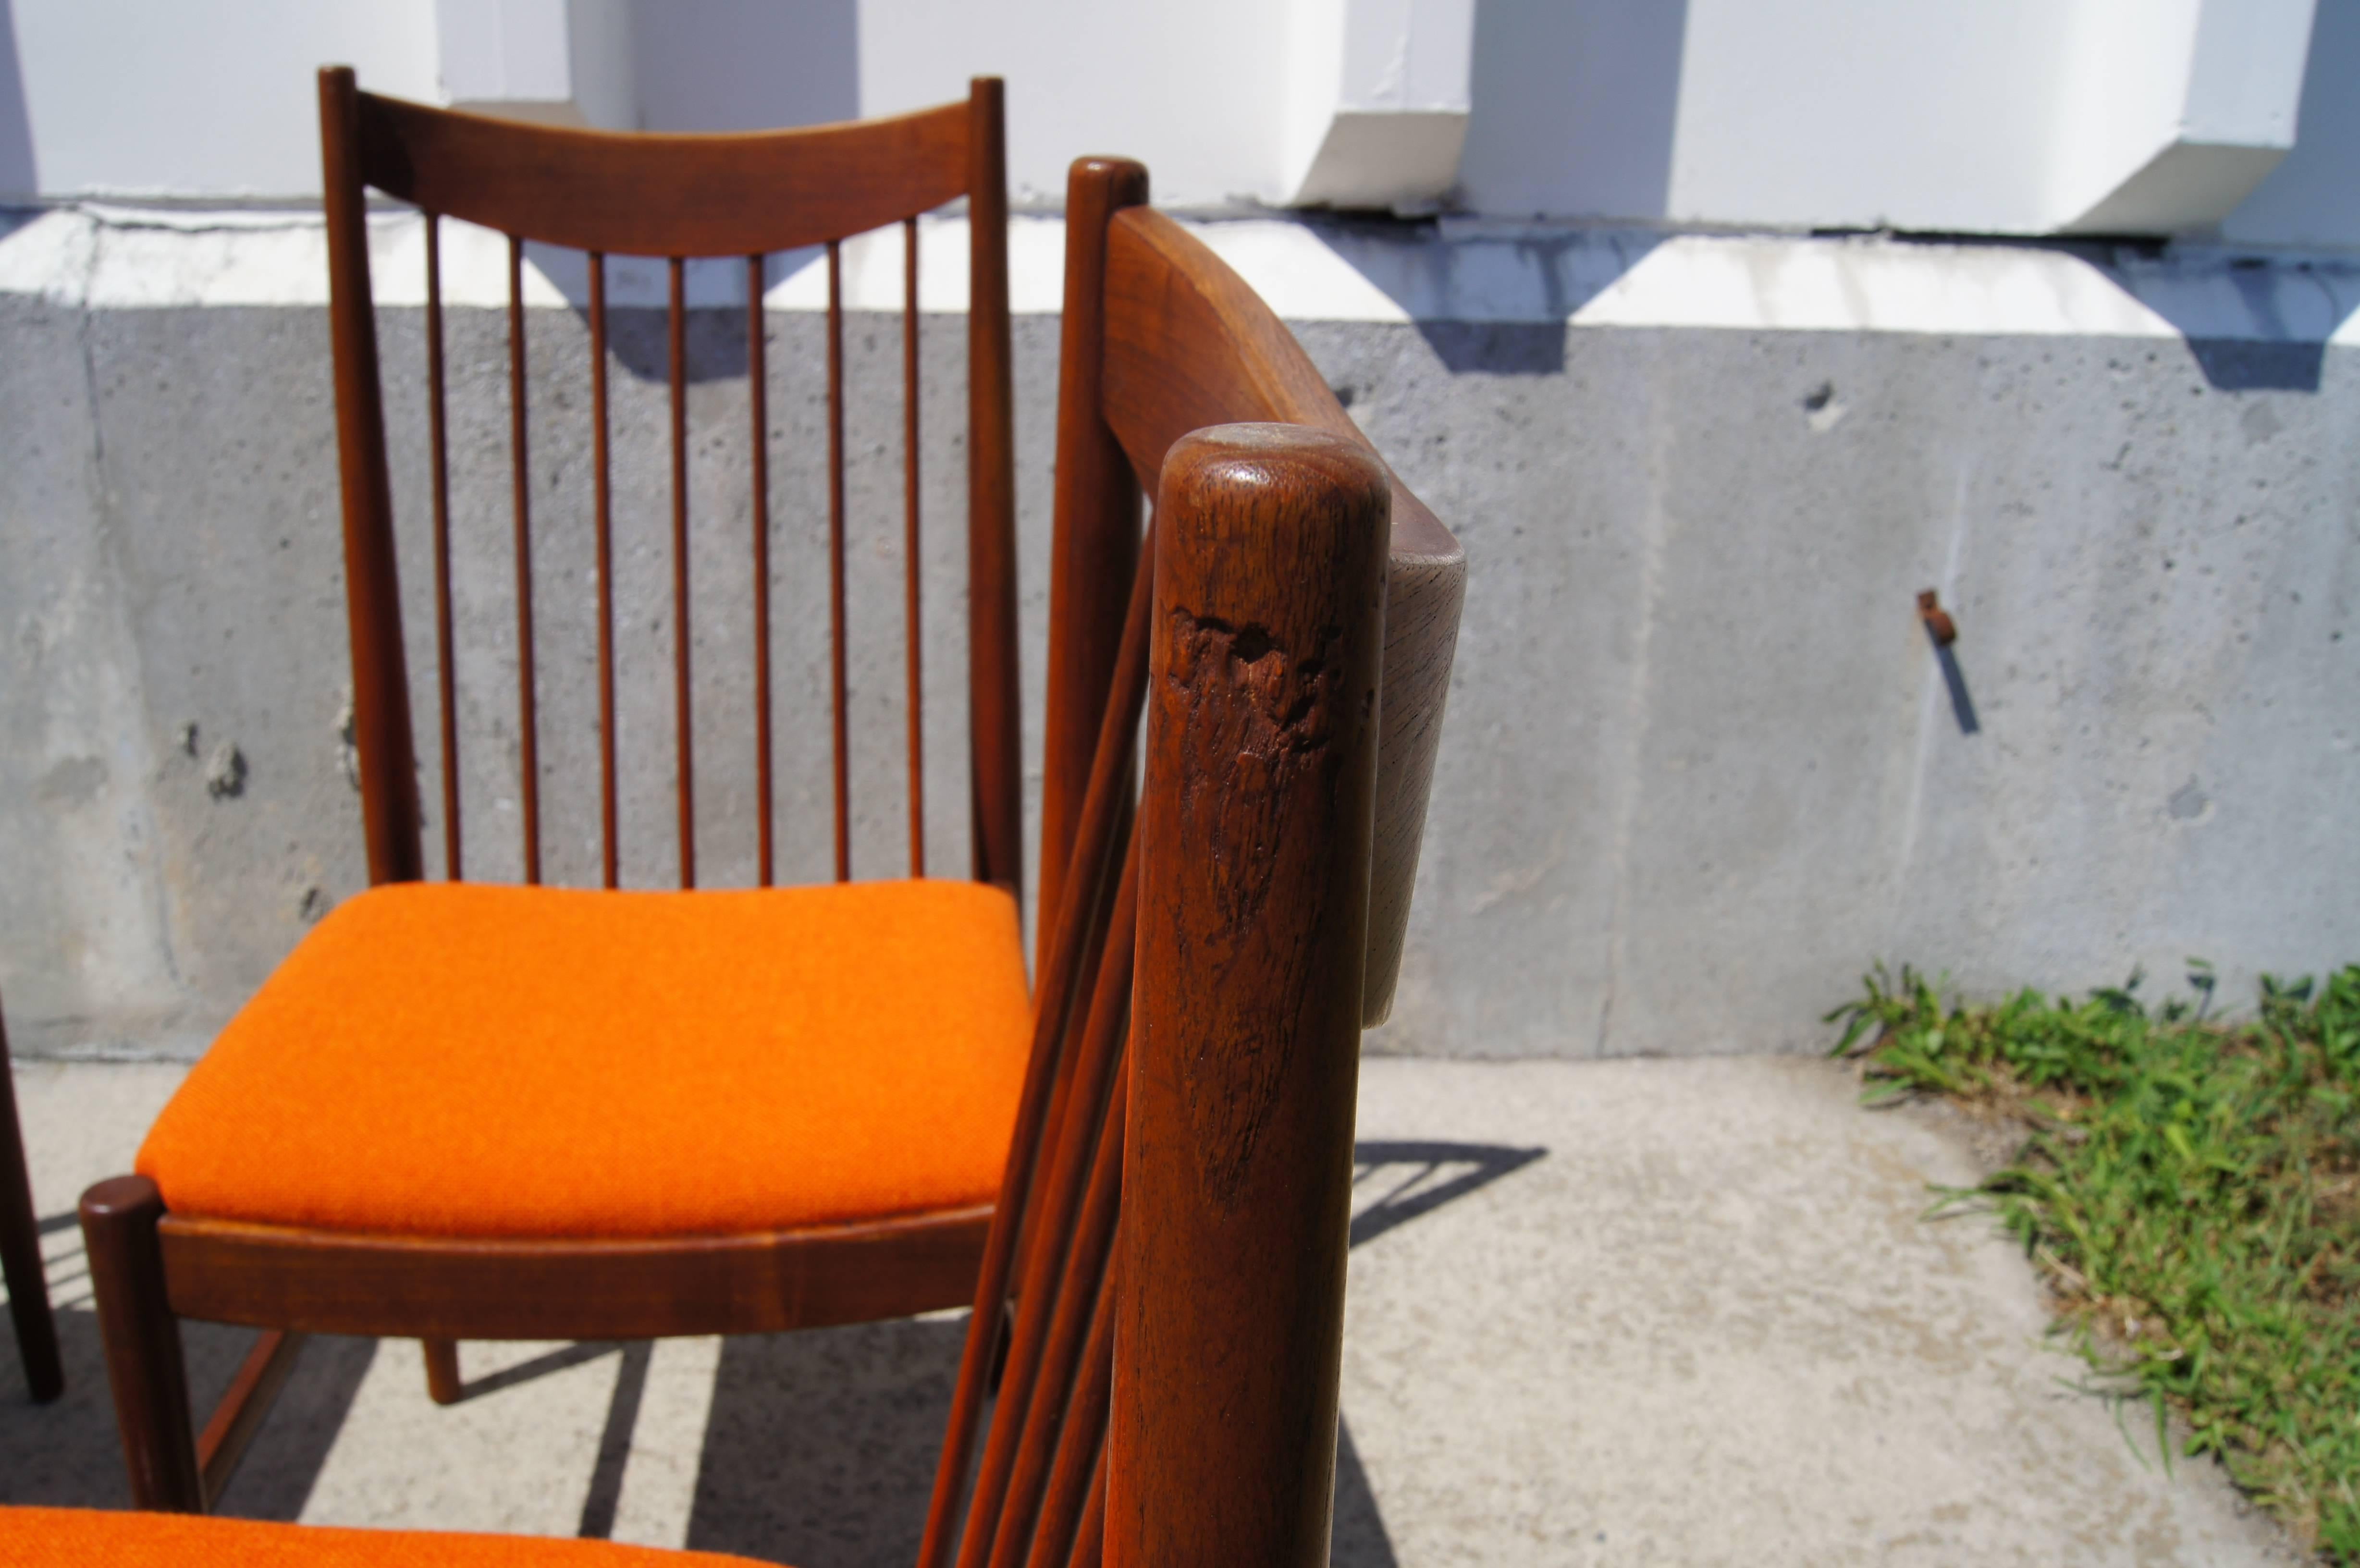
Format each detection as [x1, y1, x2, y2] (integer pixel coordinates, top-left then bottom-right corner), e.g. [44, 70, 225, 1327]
[0, 0, 2354, 245]
[852, 0, 1292, 207]
[1667, 0, 2075, 232]
[1, 0, 439, 199]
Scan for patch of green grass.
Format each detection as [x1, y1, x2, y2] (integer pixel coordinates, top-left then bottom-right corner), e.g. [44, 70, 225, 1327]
[1829, 963, 2360, 1560]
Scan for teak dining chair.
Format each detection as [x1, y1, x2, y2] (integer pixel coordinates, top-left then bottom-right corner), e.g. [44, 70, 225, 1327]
[73, 139, 1465, 1556]
[2, 985, 64, 1403]
[20, 145, 1463, 1567]
[78, 67, 1029, 1513]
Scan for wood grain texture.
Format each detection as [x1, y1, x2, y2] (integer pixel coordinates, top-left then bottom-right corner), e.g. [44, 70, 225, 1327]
[0, 993, 61, 1402]
[319, 67, 423, 886]
[1110, 425, 1388, 1568]
[1100, 208, 1462, 1025]
[356, 93, 969, 258]
[153, 1207, 991, 1341]
[1038, 157, 1148, 969]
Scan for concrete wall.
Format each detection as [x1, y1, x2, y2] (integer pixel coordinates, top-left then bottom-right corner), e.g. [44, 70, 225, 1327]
[4, 209, 2354, 1059]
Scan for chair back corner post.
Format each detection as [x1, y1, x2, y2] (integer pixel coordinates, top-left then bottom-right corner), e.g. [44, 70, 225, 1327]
[319, 66, 424, 886]
[966, 75, 1024, 906]
[1112, 424, 1390, 1568]
[1037, 156, 1149, 973]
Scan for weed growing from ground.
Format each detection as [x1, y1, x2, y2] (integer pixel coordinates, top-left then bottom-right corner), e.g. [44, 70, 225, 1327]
[1828, 964, 2360, 1560]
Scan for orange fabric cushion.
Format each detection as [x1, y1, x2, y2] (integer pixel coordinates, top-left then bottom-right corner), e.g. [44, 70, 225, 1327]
[0, 1507, 773, 1565]
[136, 880, 1032, 1238]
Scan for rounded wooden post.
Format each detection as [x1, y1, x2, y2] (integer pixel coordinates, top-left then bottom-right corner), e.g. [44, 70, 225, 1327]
[81, 1175, 204, 1512]
[423, 1337, 463, 1405]
[0, 996, 62, 1402]
[966, 75, 1024, 906]
[319, 66, 423, 886]
[1110, 424, 1389, 1568]
[1038, 156, 1148, 974]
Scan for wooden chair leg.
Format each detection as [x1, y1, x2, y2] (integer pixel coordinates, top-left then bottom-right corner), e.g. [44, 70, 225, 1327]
[0, 1005, 63, 1403]
[423, 1337, 463, 1405]
[81, 1175, 204, 1512]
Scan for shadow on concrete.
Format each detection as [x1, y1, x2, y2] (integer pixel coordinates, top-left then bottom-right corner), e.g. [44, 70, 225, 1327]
[672, 1314, 1406, 1568]
[1292, 0, 1690, 377]
[1331, 1421, 1401, 1568]
[685, 1314, 964, 1567]
[1352, 1139, 1548, 1249]
[0, 1208, 375, 1519]
[453, 1337, 634, 1404]
[656, 1145, 1542, 1563]
[1306, 218, 1664, 379]
[0, 1139, 1534, 1548]
[1928, 633, 1980, 737]
[579, 1339, 653, 1540]
[2182, 337, 2325, 393]
[1891, 233, 2358, 395]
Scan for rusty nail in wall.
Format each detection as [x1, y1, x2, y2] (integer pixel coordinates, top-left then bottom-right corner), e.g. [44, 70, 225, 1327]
[1918, 588, 1957, 647]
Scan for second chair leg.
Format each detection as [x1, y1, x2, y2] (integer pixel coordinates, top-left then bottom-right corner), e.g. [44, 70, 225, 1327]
[81, 1175, 204, 1511]
[424, 1337, 463, 1405]
[0, 1005, 63, 1403]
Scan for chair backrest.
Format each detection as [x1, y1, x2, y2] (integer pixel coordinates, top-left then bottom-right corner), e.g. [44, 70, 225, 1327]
[917, 157, 1464, 1568]
[317, 67, 1021, 900]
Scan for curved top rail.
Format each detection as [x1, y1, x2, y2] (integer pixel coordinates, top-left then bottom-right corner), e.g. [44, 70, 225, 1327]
[1100, 208, 1460, 572]
[1101, 207, 1464, 1027]
[351, 79, 970, 256]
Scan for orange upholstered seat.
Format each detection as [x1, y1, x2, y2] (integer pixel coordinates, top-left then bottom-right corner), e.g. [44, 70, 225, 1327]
[136, 880, 1032, 1239]
[0, 1507, 771, 1565]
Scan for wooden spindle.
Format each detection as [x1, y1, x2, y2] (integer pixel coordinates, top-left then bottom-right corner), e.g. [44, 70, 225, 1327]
[958, 838, 1138, 1568]
[748, 253, 774, 887]
[1110, 426, 1389, 1568]
[1068, 1447, 1107, 1568]
[826, 238, 850, 882]
[669, 255, 695, 889]
[1020, 1261, 1115, 1568]
[424, 214, 461, 881]
[506, 234, 541, 885]
[904, 215, 926, 878]
[590, 252, 619, 889]
[985, 1057, 1130, 1568]
[915, 527, 1154, 1568]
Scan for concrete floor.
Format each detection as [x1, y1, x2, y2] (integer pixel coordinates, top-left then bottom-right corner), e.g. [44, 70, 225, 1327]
[0, 1056, 2305, 1566]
